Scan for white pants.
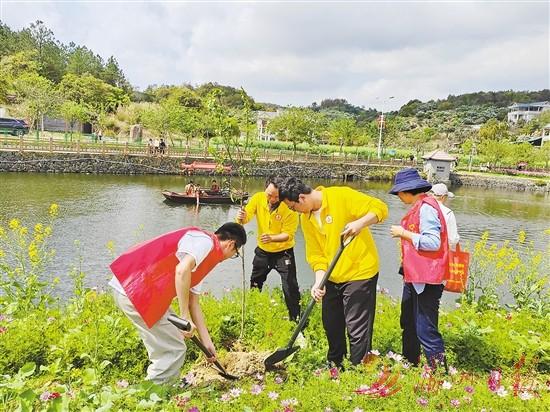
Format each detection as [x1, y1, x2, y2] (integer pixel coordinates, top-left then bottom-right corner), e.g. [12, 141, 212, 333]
[113, 291, 187, 384]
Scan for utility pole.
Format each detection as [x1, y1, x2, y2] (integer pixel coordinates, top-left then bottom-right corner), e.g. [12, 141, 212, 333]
[376, 96, 394, 159]
[377, 114, 384, 159]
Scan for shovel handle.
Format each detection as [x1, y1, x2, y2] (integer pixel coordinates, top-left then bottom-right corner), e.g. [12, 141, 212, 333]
[287, 234, 353, 346]
[167, 314, 230, 375]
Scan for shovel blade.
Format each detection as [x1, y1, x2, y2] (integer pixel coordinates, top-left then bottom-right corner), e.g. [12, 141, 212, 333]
[218, 371, 239, 380]
[264, 346, 300, 368]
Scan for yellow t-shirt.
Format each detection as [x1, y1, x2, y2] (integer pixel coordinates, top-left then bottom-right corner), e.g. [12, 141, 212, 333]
[301, 186, 388, 283]
[239, 192, 299, 253]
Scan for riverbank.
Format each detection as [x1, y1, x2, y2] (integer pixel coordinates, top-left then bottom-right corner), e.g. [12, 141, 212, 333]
[1, 151, 549, 192]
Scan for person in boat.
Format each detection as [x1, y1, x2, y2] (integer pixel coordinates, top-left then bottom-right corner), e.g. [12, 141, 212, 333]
[278, 177, 388, 368]
[184, 181, 195, 195]
[389, 168, 449, 371]
[236, 176, 301, 321]
[109, 222, 247, 384]
[211, 179, 221, 192]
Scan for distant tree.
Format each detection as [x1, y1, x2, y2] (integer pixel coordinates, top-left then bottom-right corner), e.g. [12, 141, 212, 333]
[15, 73, 59, 137]
[66, 45, 104, 78]
[479, 119, 510, 141]
[58, 100, 88, 140]
[0, 51, 40, 102]
[327, 117, 359, 154]
[478, 139, 510, 167]
[508, 142, 536, 165]
[58, 73, 129, 113]
[25, 20, 66, 82]
[102, 56, 131, 92]
[409, 126, 436, 158]
[268, 107, 323, 157]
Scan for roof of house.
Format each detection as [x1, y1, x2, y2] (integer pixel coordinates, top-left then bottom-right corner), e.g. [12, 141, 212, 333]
[508, 101, 550, 109]
[422, 149, 456, 161]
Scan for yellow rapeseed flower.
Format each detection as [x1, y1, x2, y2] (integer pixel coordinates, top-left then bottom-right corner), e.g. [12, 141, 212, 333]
[49, 204, 59, 218]
[517, 230, 526, 244]
[8, 219, 20, 230]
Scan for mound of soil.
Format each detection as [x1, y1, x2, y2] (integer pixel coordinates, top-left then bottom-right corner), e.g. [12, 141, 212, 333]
[187, 350, 271, 385]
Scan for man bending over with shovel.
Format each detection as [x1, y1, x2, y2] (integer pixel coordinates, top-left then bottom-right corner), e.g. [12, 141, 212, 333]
[109, 222, 247, 384]
[278, 178, 388, 368]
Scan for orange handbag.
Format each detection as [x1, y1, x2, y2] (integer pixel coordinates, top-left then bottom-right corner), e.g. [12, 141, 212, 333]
[445, 243, 470, 293]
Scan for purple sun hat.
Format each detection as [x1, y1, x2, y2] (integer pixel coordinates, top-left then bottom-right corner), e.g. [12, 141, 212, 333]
[389, 168, 432, 195]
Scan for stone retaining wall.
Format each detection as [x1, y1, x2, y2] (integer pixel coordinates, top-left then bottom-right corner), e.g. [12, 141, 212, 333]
[0, 151, 401, 180]
[450, 173, 550, 193]
[1, 151, 548, 192]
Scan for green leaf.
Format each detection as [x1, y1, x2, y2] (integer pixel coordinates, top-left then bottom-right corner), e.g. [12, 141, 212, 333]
[19, 362, 36, 378]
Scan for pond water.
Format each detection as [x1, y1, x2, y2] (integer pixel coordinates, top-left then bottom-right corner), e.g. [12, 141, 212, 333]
[0, 173, 548, 303]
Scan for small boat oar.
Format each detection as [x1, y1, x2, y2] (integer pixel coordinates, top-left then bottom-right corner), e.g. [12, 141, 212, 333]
[264, 235, 354, 368]
[167, 314, 238, 380]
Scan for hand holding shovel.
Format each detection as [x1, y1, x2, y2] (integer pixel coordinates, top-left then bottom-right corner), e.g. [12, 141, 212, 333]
[167, 314, 238, 381]
[264, 235, 354, 368]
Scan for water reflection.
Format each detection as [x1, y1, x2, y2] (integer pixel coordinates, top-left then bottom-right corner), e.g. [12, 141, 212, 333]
[1, 172, 548, 302]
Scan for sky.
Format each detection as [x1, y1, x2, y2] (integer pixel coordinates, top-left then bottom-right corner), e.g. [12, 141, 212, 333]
[1, 0, 548, 111]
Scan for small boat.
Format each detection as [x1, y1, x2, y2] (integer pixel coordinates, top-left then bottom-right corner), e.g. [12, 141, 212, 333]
[162, 189, 248, 205]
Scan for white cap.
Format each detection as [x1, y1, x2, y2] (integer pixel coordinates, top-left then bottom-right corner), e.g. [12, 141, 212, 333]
[431, 183, 454, 198]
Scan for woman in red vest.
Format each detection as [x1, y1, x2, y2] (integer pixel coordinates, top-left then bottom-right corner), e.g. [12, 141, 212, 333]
[388, 168, 449, 370]
[109, 222, 246, 384]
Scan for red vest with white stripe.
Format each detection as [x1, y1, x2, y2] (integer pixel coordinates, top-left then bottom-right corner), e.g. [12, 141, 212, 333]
[110, 227, 224, 328]
[401, 195, 450, 284]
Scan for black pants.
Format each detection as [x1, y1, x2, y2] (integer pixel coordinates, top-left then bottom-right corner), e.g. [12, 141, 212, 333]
[400, 282, 445, 367]
[322, 274, 378, 366]
[250, 247, 301, 321]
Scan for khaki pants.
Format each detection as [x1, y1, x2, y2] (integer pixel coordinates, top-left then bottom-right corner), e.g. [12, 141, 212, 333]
[113, 291, 187, 384]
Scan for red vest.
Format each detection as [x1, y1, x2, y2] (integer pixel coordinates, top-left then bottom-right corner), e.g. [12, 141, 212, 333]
[401, 195, 450, 284]
[110, 227, 224, 328]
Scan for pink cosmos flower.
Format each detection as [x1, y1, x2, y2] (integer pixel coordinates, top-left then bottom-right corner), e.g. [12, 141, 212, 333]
[274, 375, 284, 384]
[417, 398, 428, 407]
[183, 372, 196, 386]
[464, 385, 474, 394]
[442, 381, 452, 390]
[448, 366, 458, 375]
[40, 392, 60, 401]
[175, 395, 190, 408]
[220, 393, 231, 402]
[353, 409, 364, 412]
[268, 391, 279, 400]
[255, 373, 264, 381]
[116, 380, 129, 389]
[496, 386, 508, 397]
[488, 370, 502, 392]
[280, 398, 298, 407]
[421, 366, 432, 379]
[187, 407, 199, 412]
[329, 367, 339, 380]
[314, 368, 323, 377]
[250, 384, 263, 395]
[519, 391, 533, 400]
[450, 399, 460, 408]
[229, 388, 243, 398]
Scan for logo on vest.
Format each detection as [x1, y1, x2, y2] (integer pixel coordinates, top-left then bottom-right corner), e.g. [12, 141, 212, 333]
[275, 214, 282, 221]
[325, 215, 333, 224]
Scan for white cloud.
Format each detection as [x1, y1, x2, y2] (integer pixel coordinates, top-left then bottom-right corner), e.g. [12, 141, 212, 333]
[1, 1, 548, 109]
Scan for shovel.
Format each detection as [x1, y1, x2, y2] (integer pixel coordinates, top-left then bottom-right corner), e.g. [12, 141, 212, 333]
[264, 235, 353, 368]
[167, 314, 239, 380]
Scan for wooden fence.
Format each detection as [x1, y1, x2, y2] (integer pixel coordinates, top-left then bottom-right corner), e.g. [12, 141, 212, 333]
[0, 136, 419, 168]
